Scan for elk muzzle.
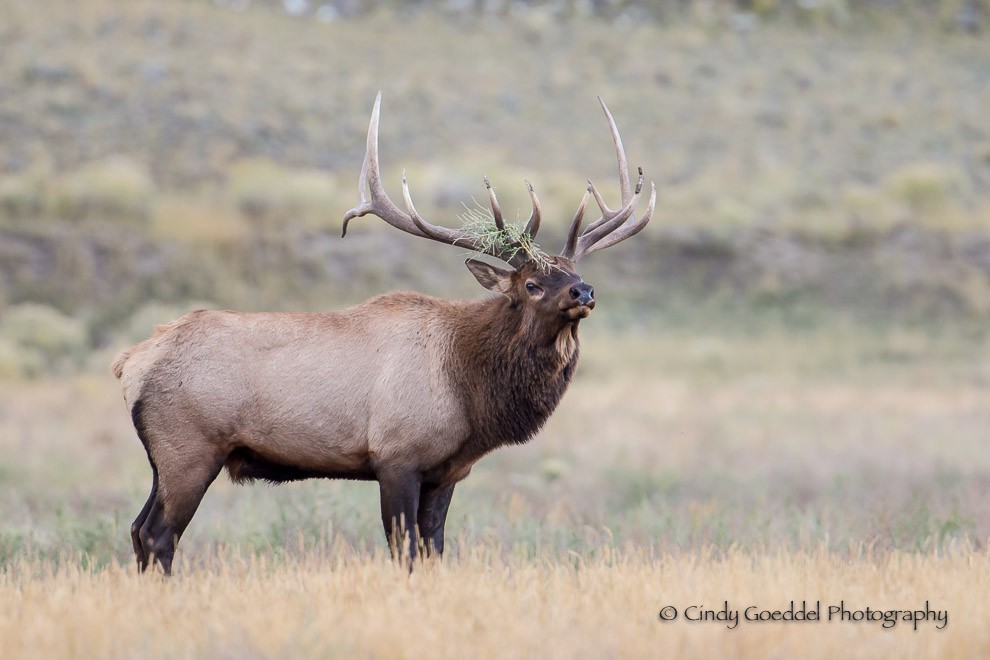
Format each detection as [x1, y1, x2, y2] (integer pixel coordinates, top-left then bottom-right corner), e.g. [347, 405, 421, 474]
[569, 283, 595, 308]
[562, 282, 595, 319]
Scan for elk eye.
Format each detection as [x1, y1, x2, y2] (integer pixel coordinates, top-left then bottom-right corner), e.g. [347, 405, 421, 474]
[525, 282, 542, 295]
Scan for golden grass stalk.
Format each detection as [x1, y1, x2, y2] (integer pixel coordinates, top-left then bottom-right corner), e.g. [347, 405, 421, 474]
[0, 543, 986, 659]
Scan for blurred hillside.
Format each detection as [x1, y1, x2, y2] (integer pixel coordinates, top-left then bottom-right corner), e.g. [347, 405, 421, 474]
[1, 0, 989, 375]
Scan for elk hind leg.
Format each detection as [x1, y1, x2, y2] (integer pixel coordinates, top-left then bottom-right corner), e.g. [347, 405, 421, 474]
[131, 467, 159, 572]
[139, 447, 226, 576]
[129, 398, 159, 571]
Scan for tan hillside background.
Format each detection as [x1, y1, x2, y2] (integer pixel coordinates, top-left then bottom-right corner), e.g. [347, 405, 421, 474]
[1, 0, 989, 657]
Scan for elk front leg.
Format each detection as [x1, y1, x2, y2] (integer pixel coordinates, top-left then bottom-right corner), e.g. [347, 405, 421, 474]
[418, 483, 455, 558]
[378, 469, 422, 565]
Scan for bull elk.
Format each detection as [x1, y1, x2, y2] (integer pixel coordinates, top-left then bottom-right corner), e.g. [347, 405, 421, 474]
[112, 93, 655, 574]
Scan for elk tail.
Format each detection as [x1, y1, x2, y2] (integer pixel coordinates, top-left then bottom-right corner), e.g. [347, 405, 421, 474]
[110, 348, 134, 380]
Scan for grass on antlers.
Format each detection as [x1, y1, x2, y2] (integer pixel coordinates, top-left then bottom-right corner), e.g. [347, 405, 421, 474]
[458, 202, 553, 270]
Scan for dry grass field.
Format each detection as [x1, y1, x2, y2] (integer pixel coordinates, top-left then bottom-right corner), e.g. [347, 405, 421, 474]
[0, 547, 987, 659]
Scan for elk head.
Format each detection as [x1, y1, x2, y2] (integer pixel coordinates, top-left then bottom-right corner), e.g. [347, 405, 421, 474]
[342, 93, 656, 331]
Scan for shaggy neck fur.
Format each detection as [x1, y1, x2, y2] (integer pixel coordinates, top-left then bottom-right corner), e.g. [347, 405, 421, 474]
[449, 296, 580, 458]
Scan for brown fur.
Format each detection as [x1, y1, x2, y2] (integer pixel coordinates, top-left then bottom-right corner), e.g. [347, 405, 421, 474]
[114, 257, 595, 573]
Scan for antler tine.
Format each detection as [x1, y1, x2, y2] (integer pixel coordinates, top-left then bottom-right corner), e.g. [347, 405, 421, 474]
[581, 181, 655, 256]
[574, 168, 644, 256]
[342, 93, 380, 237]
[342, 93, 526, 264]
[562, 98, 654, 261]
[600, 96, 631, 205]
[343, 92, 428, 239]
[522, 179, 541, 239]
[401, 170, 447, 241]
[582, 181, 615, 234]
[560, 185, 591, 260]
[483, 176, 505, 231]
[580, 98, 633, 235]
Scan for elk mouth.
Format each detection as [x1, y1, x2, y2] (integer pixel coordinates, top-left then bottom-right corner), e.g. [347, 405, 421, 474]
[560, 301, 594, 321]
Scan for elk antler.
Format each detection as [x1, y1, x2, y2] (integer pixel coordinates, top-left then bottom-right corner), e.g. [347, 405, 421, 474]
[343, 92, 542, 269]
[559, 97, 656, 261]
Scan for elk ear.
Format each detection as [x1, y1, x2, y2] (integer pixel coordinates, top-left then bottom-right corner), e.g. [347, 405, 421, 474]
[465, 258, 514, 295]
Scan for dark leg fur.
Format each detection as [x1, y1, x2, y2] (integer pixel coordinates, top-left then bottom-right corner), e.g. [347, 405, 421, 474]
[138, 456, 224, 576]
[418, 483, 455, 557]
[378, 470, 422, 566]
[130, 468, 158, 572]
[129, 398, 160, 572]
[137, 498, 167, 572]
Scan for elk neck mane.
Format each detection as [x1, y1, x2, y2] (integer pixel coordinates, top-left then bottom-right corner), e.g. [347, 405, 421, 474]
[447, 294, 580, 456]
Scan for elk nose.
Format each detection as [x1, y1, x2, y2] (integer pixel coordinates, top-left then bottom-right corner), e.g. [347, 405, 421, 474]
[570, 283, 595, 306]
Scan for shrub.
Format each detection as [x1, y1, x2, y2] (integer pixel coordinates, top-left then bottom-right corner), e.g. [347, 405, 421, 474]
[50, 156, 155, 222]
[883, 162, 970, 214]
[0, 171, 46, 221]
[0, 303, 88, 375]
[0, 338, 44, 379]
[226, 158, 338, 226]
